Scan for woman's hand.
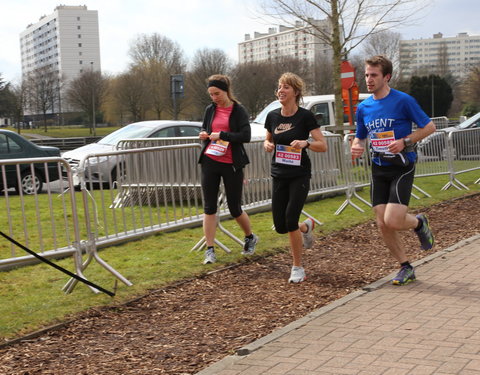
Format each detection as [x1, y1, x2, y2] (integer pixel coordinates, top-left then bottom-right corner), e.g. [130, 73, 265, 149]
[199, 131, 209, 140]
[264, 140, 274, 152]
[209, 132, 221, 141]
[290, 139, 308, 149]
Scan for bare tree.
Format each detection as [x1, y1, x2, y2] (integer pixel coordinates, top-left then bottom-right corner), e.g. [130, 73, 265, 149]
[128, 33, 187, 119]
[114, 68, 150, 122]
[129, 33, 185, 72]
[24, 66, 58, 131]
[231, 61, 277, 118]
[0, 75, 12, 118]
[460, 64, 480, 114]
[65, 69, 107, 134]
[313, 54, 335, 94]
[8, 82, 27, 133]
[259, 0, 430, 127]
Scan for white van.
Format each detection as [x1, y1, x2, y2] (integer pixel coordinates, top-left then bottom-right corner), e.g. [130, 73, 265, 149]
[250, 93, 369, 139]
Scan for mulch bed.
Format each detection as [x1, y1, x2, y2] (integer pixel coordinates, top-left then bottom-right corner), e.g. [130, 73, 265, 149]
[1, 193, 479, 375]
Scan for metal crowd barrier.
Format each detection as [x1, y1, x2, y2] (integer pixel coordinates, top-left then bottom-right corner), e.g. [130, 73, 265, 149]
[1, 128, 479, 293]
[333, 128, 480, 214]
[0, 157, 82, 271]
[430, 116, 449, 130]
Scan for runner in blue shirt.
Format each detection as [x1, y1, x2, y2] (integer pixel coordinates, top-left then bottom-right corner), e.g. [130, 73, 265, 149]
[351, 55, 436, 286]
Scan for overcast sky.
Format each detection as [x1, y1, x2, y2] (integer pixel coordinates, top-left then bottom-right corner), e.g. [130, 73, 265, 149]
[1, 0, 479, 83]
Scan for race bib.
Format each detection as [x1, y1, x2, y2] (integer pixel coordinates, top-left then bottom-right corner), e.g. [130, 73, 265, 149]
[371, 130, 395, 153]
[275, 144, 302, 166]
[205, 139, 230, 156]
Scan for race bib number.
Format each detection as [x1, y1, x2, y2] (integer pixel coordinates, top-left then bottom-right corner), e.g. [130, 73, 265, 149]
[371, 130, 395, 153]
[205, 139, 230, 156]
[275, 144, 302, 166]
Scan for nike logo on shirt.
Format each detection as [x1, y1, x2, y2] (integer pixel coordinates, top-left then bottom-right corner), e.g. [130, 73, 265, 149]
[274, 123, 293, 134]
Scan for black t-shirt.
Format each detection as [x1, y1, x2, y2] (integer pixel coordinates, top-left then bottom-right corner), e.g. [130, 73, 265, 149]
[264, 107, 319, 178]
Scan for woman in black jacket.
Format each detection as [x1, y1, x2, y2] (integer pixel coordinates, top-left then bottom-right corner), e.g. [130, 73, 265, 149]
[198, 74, 258, 264]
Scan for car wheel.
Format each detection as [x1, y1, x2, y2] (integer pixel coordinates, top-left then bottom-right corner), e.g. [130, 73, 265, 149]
[17, 170, 43, 195]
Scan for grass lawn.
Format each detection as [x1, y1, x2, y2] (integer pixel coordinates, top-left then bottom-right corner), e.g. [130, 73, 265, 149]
[4, 125, 121, 138]
[0, 171, 479, 341]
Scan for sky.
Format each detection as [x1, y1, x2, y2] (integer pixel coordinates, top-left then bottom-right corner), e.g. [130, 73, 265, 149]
[1, 0, 479, 84]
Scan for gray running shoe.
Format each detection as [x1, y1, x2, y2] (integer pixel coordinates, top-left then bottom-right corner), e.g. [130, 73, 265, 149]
[302, 218, 315, 249]
[242, 233, 258, 255]
[415, 214, 434, 250]
[288, 266, 306, 283]
[203, 248, 217, 264]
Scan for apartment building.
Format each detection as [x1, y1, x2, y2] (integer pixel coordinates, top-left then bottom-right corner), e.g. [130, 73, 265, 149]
[19, 5, 100, 117]
[238, 19, 333, 65]
[399, 32, 480, 79]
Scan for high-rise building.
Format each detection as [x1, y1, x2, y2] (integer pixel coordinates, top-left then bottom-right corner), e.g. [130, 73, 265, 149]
[19, 5, 100, 117]
[399, 32, 480, 79]
[238, 19, 333, 65]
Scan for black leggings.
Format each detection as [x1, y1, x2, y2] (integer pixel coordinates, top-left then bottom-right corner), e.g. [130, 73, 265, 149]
[272, 175, 310, 234]
[201, 156, 244, 218]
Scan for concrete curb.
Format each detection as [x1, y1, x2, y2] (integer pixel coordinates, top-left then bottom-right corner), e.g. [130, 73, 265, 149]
[196, 233, 480, 375]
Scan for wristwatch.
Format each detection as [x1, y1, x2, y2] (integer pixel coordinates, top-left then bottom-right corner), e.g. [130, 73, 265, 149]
[403, 137, 413, 147]
[305, 140, 310, 149]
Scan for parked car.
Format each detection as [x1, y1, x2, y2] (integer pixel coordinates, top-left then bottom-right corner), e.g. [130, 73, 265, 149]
[418, 112, 480, 159]
[250, 93, 370, 139]
[62, 120, 202, 186]
[0, 129, 61, 194]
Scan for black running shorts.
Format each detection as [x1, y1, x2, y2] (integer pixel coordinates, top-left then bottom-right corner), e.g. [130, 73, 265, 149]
[370, 163, 416, 207]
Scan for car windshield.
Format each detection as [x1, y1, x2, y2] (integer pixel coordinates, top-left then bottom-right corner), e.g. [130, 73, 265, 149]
[456, 112, 480, 130]
[252, 101, 281, 125]
[99, 124, 153, 145]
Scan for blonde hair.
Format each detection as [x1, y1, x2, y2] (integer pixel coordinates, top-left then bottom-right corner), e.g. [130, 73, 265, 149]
[277, 72, 305, 106]
[207, 74, 239, 103]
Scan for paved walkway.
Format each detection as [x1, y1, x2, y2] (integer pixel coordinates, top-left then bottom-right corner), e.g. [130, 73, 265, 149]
[198, 235, 480, 375]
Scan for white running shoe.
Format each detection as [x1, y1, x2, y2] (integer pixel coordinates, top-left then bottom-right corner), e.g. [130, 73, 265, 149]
[288, 266, 306, 283]
[203, 248, 217, 264]
[302, 218, 315, 249]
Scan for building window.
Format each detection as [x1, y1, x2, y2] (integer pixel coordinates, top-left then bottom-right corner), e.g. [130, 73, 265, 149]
[77, 25, 81, 30]
[79, 60, 83, 64]
[78, 34, 81, 39]
[78, 43, 82, 47]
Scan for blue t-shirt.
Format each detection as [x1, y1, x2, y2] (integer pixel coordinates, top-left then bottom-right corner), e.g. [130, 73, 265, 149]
[355, 88, 431, 166]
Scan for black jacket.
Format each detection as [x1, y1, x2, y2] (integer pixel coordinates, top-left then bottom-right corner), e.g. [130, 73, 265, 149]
[198, 102, 251, 170]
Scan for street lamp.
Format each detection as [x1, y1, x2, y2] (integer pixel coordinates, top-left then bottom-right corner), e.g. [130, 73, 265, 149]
[90, 61, 96, 136]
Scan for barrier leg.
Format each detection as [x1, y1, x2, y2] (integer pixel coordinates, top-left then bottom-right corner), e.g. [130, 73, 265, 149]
[301, 210, 323, 226]
[334, 187, 370, 215]
[412, 183, 431, 198]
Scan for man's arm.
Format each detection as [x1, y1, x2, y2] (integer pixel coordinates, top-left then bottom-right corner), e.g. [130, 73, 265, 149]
[408, 121, 436, 143]
[388, 121, 436, 154]
[351, 137, 367, 159]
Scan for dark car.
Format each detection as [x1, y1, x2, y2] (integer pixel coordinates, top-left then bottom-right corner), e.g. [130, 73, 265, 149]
[418, 112, 480, 159]
[0, 130, 61, 194]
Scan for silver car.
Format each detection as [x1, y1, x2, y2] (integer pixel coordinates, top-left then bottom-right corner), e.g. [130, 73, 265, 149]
[62, 120, 201, 187]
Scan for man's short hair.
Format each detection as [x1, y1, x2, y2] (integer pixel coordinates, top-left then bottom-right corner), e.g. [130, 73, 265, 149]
[365, 55, 393, 80]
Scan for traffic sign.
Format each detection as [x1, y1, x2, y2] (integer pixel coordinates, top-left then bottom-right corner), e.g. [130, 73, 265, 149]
[340, 60, 356, 90]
